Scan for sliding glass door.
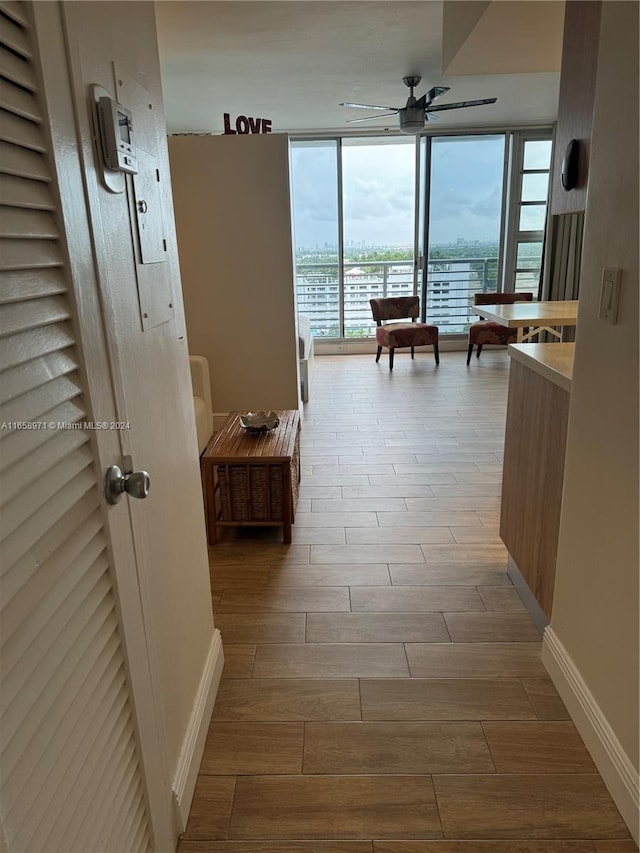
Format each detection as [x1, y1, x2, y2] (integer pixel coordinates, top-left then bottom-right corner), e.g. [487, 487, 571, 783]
[290, 137, 415, 339]
[341, 137, 415, 337]
[425, 135, 506, 333]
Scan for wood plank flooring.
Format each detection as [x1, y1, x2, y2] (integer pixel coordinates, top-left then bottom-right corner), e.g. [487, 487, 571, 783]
[180, 352, 634, 849]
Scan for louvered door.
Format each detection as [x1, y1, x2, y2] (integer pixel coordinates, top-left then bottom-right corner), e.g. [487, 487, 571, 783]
[0, 3, 154, 851]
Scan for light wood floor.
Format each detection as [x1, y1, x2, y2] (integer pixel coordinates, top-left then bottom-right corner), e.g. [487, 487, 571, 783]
[180, 351, 635, 852]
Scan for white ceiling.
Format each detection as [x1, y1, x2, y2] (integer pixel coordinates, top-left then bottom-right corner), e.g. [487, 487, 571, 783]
[155, 1, 561, 135]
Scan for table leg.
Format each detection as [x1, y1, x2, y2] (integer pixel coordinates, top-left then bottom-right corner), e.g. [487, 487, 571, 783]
[520, 327, 538, 343]
[522, 325, 560, 342]
[517, 327, 525, 343]
[282, 461, 293, 544]
[204, 463, 217, 545]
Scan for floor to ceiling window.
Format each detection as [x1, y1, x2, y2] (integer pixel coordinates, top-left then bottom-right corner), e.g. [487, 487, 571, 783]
[503, 133, 554, 294]
[341, 138, 415, 338]
[290, 140, 340, 337]
[425, 134, 506, 333]
[290, 127, 552, 341]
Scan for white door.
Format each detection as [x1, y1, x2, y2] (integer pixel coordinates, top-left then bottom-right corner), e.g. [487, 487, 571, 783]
[56, 1, 215, 810]
[0, 2, 172, 851]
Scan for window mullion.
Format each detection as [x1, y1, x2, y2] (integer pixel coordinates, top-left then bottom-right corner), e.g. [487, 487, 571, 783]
[496, 131, 511, 293]
[337, 137, 345, 338]
[503, 132, 524, 292]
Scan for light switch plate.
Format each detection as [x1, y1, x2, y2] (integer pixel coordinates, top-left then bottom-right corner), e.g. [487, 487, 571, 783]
[599, 267, 621, 324]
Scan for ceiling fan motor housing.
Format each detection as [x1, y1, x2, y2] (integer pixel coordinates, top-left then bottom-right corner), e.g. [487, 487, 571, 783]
[399, 106, 425, 134]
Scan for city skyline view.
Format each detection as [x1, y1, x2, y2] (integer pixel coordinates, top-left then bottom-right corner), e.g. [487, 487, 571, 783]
[296, 236, 496, 252]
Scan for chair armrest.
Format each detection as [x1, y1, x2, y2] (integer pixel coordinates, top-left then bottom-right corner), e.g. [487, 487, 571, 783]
[189, 355, 213, 414]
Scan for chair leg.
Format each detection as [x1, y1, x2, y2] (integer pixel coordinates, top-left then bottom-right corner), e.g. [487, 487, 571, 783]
[467, 344, 473, 365]
[433, 344, 439, 366]
[375, 346, 382, 363]
[411, 346, 415, 360]
[389, 348, 394, 371]
[476, 344, 483, 359]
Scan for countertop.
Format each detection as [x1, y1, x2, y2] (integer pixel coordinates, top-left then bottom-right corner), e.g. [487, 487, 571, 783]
[507, 343, 574, 393]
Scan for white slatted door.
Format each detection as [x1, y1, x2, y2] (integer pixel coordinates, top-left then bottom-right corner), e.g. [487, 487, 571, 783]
[0, 4, 156, 851]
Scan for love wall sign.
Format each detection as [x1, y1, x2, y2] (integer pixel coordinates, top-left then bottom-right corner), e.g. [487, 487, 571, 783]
[223, 113, 272, 135]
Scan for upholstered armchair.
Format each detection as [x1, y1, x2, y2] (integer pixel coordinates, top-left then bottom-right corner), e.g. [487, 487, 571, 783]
[467, 291, 534, 365]
[369, 296, 439, 370]
[189, 355, 213, 454]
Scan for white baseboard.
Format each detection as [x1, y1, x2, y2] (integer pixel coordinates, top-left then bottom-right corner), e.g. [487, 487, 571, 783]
[542, 627, 639, 843]
[172, 629, 224, 833]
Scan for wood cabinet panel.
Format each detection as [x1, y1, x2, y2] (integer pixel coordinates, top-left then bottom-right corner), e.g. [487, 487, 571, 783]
[500, 360, 570, 617]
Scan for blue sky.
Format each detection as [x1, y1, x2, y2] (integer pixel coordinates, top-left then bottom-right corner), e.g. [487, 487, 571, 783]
[290, 135, 507, 249]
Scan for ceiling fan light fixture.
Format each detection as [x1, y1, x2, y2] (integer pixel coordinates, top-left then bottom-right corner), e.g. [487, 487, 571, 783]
[399, 107, 425, 134]
[340, 78, 496, 133]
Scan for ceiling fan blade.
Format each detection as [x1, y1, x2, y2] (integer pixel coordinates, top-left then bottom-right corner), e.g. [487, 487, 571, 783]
[346, 112, 399, 123]
[414, 86, 451, 111]
[425, 112, 440, 122]
[340, 102, 399, 111]
[424, 85, 450, 106]
[427, 97, 497, 112]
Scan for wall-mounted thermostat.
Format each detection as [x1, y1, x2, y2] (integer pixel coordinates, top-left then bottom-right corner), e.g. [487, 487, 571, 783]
[97, 96, 138, 174]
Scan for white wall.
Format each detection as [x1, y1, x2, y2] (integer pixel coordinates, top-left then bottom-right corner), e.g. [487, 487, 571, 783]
[169, 134, 300, 414]
[546, 0, 639, 835]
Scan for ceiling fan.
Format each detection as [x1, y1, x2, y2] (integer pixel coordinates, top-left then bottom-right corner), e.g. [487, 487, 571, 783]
[339, 76, 497, 135]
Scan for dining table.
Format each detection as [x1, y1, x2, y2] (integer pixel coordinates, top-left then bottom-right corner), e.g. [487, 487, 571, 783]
[472, 299, 579, 342]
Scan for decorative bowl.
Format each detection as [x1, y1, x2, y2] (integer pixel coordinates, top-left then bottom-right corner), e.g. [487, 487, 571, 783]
[239, 410, 280, 432]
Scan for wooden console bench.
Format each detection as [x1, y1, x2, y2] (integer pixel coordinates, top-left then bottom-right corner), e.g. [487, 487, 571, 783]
[201, 410, 300, 545]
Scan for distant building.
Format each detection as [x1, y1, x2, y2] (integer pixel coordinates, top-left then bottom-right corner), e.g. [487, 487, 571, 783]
[295, 252, 492, 337]
[427, 261, 471, 329]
